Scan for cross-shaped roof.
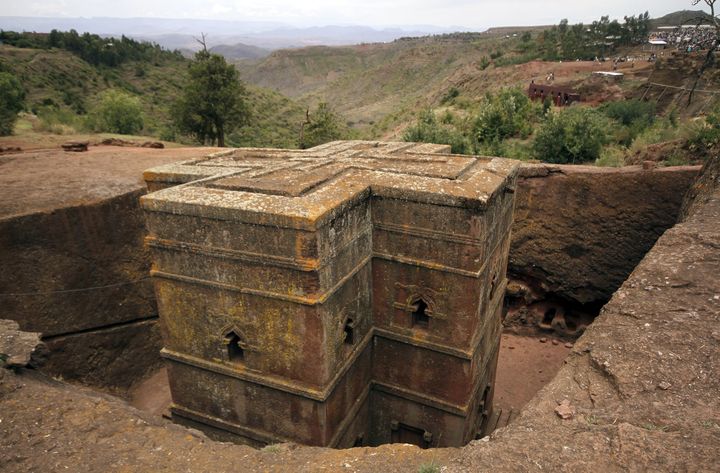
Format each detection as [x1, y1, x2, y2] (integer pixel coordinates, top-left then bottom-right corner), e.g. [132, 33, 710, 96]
[142, 140, 517, 230]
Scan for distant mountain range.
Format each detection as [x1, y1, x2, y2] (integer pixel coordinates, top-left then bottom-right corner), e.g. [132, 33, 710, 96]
[0, 16, 461, 53]
[1, 10, 710, 62]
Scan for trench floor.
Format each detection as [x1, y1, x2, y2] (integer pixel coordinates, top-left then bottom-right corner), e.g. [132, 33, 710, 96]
[492, 333, 571, 428]
[129, 333, 571, 432]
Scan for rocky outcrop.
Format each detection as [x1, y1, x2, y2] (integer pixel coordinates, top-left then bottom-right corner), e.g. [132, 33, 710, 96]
[0, 189, 156, 336]
[99, 138, 164, 148]
[42, 319, 161, 392]
[0, 146, 219, 393]
[680, 155, 720, 221]
[451, 156, 720, 471]
[0, 189, 163, 392]
[510, 163, 700, 306]
[0, 319, 45, 369]
[61, 141, 89, 152]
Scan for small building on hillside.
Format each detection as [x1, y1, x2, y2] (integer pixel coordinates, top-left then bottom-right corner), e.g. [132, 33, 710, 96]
[527, 83, 581, 106]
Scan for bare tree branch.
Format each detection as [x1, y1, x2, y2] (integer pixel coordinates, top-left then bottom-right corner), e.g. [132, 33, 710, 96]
[194, 32, 208, 52]
[687, 0, 719, 106]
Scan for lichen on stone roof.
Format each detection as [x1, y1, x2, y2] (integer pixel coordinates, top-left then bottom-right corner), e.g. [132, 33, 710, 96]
[141, 140, 518, 229]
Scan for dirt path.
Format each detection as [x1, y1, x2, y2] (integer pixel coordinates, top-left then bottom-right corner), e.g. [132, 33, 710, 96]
[494, 333, 570, 414]
[129, 368, 171, 417]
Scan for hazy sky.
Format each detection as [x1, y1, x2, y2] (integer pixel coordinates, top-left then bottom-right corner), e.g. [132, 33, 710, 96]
[3, 0, 694, 28]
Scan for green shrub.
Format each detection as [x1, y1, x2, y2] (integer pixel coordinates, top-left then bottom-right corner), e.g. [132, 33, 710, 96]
[600, 99, 655, 127]
[474, 88, 534, 144]
[600, 99, 656, 146]
[403, 109, 473, 154]
[688, 106, 720, 154]
[629, 118, 684, 154]
[36, 105, 82, 134]
[493, 51, 542, 67]
[661, 150, 693, 167]
[533, 106, 611, 164]
[477, 138, 535, 161]
[596, 145, 627, 167]
[158, 125, 178, 143]
[440, 87, 460, 105]
[0, 71, 26, 135]
[88, 89, 144, 134]
[299, 102, 348, 149]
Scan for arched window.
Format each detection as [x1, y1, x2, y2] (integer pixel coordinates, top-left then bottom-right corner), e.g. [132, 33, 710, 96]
[224, 330, 244, 363]
[411, 299, 430, 328]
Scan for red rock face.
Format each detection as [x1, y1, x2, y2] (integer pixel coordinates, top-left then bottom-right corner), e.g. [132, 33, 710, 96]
[141, 141, 519, 448]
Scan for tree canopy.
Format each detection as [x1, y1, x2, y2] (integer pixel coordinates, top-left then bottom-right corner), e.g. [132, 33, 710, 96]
[402, 109, 472, 154]
[474, 87, 535, 144]
[0, 30, 181, 67]
[299, 102, 347, 149]
[533, 107, 611, 164]
[172, 45, 249, 147]
[539, 12, 651, 60]
[88, 89, 144, 135]
[0, 71, 26, 135]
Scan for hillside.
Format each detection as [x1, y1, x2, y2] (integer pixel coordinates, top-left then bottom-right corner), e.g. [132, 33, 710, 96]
[236, 33, 522, 134]
[236, 30, 658, 138]
[0, 45, 185, 134]
[210, 43, 270, 60]
[651, 10, 714, 27]
[0, 42, 307, 148]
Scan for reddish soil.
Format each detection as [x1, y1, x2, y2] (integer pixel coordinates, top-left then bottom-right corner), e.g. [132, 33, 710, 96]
[494, 333, 570, 414]
[0, 145, 220, 219]
[444, 58, 653, 101]
[129, 368, 171, 416]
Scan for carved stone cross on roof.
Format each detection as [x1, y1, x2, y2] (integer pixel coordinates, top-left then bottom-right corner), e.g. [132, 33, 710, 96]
[142, 140, 516, 230]
[140, 140, 519, 448]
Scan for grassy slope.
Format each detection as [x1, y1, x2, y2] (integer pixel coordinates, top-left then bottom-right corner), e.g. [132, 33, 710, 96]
[237, 32, 659, 139]
[0, 45, 185, 134]
[231, 84, 306, 148]
[0, 44, 306, 148]
[236, 32, 587, 138]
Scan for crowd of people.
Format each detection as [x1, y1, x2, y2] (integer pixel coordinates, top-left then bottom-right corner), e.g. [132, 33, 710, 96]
[649, 26, 717, 52]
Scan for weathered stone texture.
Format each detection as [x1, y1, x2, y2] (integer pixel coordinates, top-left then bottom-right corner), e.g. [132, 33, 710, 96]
[449, 156, 720, 472]
[680, 155, 720, 221]
[0, 157, 717, 472]
[42, 319, 162, 393]
[0, 319, 45, 369]
[0, 146, 220, 391]
[510, 163, 699, 305]
[0, 189, 156, 336]
[142, 141, 519, 448]
[0, 189, 162, 391]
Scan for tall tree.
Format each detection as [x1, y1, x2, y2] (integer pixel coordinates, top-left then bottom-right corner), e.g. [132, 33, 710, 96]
[0, 71, 25, 136]
[172, 36, 248, 146]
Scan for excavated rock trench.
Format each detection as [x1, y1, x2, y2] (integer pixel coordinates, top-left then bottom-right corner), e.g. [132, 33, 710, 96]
[2, 146, 714, 471]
